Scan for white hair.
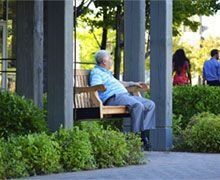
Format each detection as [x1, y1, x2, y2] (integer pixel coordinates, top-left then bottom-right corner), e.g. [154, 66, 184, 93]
[95, 50, 110, 65]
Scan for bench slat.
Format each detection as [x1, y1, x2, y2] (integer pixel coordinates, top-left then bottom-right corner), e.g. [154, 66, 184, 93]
[102, 106, 129, 115]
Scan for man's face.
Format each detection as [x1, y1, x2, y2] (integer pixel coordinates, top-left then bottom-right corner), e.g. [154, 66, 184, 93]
[102, 55, 113, 70]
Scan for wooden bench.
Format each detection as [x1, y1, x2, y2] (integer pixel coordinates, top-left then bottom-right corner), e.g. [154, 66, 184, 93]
[74, 69, 147, 120]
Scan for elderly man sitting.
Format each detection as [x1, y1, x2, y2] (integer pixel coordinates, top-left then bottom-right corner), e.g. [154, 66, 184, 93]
[90, 50, 155, 150]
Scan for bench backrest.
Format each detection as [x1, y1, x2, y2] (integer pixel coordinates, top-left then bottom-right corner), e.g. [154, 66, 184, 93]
[75, 69, 90, 87]
[75, 69, 97, 108]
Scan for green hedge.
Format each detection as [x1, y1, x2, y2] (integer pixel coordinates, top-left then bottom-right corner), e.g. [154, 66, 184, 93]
[0, 124, 144, 179]
[0, 91, 47, 138]
[3, 133, 61, 178]
[183, 112, 220, 153]
[79, 122, 144, 168]
[173, 85, 220, 128]
[55, 127, 96, 171]
[0, 139, 5, 178]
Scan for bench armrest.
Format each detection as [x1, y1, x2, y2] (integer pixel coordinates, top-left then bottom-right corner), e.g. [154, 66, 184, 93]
[126, 85, 148, 93]
[75, 84, 106, 94]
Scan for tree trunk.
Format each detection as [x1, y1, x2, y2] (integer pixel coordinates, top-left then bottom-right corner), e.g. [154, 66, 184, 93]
[100, 8, 108, 50]
[114, 5, 122, 79]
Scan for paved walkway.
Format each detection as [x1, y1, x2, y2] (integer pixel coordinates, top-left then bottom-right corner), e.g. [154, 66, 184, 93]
[30, 152, 220, 180]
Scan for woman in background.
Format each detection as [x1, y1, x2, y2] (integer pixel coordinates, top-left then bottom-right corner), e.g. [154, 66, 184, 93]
[173, 49, 192, 86]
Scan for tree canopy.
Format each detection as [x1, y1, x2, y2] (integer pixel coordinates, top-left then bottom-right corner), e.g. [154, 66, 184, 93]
[76, 0, 220, 35]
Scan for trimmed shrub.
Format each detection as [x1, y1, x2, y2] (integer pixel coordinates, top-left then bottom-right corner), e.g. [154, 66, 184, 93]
[5, 133, 61, 177]
[173, 85, 220, 129]
[92, 128, 129, 168]
[172, 114, 187, 151]
[4, 138, 29, 178]
[80, 122, 129, 168]
[125, 133, 144, 165]
[172, 114, 183, 137]
[55, 127, 96, 171]
[0, 123, 145, 178]
[21, 133, 61, 175]
[0, 139, 6, 179]
[0, 91, 47, 138]
[184, 112, 220, 152]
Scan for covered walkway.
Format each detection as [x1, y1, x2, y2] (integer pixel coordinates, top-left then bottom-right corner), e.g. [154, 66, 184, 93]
[29, 152, 220, 180]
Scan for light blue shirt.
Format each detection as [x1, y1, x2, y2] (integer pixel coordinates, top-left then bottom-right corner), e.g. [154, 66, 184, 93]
[203, 58, 220, 81]
[90, 65, 127, 102]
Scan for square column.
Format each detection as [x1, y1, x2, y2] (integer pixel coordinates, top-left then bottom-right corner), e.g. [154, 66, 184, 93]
[16, 0, 43, 108]
[124, 0, 145, 82]
[46, 0, 73, 131]
[150, 0, 173, 151]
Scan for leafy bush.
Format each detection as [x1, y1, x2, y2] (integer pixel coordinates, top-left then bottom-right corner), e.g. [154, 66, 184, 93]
[172, 114, 189, 151]
[92, 128, 129, 168]
[172, 114, 183, 137]
[0, 122, 145, 178]
[125, 133, 144, 165]
[80, 122, 129, 168]
[3, 138, 29, 178]
[6, 133, 61, 177]
[173, 85, 220, 129]
[20, 133, 61, 175]
[183, 112, 220, 152]
[55, 127, 96, 171]
[100, 118, 124, 131]
[0, 139, 6, 179]
[0, 91, 47, 138]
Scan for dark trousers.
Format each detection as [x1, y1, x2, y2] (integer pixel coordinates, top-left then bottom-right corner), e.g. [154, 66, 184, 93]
[207, 80, 220, 86]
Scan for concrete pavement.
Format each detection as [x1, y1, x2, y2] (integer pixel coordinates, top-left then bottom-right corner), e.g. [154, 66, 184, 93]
[29, 152, 220, 180]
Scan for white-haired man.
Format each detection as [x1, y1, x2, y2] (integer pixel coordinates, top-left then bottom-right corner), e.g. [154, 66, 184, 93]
[90, 50, 155, 150]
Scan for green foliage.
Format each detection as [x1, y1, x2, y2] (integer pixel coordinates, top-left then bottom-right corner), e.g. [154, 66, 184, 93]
[20, 133, 61, 175]
[100, 118, 124, 131]
[184, 112, 220, 152]
[172, 114, 183, 137]
[81, 0, 123, 30]
[80, 122, 128, 168]
[79, 122, 144, 168]
[0, 91, 47, 138]
[5, 133, 61, 177]
[125, 133, 145, 165]
[3, 138, 29, 178]
[173, 85, 220, 129]
[172, 114, 188, 151]
[76, 22, 116, 69]
[173, 0, 220, 35]
[0, 122, 145, 178]
[55, 127, 96, 171]
[92, 128, 128, 168]
[0, 139, 6, 179]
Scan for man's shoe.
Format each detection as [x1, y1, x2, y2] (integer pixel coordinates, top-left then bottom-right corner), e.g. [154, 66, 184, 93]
[141, 137, 151, 151]
[141, 130, 151, 151]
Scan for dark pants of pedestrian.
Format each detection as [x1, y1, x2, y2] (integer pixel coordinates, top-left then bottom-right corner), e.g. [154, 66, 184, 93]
[207, 80, 220, 86]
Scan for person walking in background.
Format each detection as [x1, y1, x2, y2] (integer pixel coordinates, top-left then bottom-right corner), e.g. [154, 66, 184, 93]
[203, 49, 220, 86]
[173, 49, 192, 86]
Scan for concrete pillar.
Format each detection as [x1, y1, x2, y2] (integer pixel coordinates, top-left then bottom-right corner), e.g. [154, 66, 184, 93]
[123, 0, 146, 133]
[16, 0, 43, 108]
[43, 1, 48, 93]
[124, 0, 145, 82]
[150, 0, 173, 151]
[47, 0, 73, 131]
